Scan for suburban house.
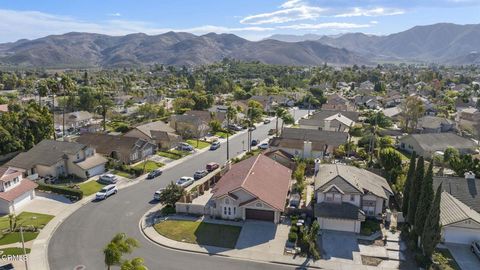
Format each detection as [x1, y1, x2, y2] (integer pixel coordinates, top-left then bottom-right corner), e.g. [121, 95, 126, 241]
[382, 106, 402, 121]
[321, 94, 355, 111]
[314, 164, 393, 233]
[457, 107, 480, 137]
[299, 110, 358, 132]
[264, 149, 296, 170]
[416, 116, 455, 133]
[125, 120, 181, 150]
[434, 173, 480, 244]
[54, 111, 93, 130]
[6, 139, 107, 179]
[398, 133, 477, 157]
[353, 95, 382, 109]
[209, 154, 292, 223]
[169, 112, 213, 138]
[76, 133, 157, 164]
[269, 128, 349, 159]
[0, 166, 38, 214]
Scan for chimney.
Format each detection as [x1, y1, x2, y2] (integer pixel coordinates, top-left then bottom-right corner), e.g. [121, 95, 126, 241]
[303, 141, 312, 158]
[465, 171, 476, 180]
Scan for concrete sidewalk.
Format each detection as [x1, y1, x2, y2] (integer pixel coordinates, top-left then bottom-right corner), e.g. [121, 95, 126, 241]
[140, 211, 399, 270]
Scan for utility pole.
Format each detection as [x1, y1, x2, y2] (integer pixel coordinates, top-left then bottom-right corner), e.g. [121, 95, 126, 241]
[20, 226, 29, 270]
[226, 116, 230, 161]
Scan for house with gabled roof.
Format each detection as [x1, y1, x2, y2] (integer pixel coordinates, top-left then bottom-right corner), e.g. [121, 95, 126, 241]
[209, 155, 292, 223]
[0, 166, 38, 214]
[314, 164, 393, 233]
[125, 120, 181, 150]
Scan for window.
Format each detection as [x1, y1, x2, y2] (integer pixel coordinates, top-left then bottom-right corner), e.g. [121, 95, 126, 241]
[228, 207, 231, 215]
[350, 195, 355, 202]
[225, 198, 230, 205]
[233, 207, 236, 215]
[256, 202, 263, 208]
[224, 207, 227, 215]
[76, 153, 80, 160]
[325, 193, 333, 201]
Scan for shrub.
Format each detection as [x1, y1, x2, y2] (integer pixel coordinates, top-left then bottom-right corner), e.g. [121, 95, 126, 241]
[290, 225, 298, 233]
[36, 183, 83, 200]
[161, 205, 176, 216]
[288, 232, 298, 243]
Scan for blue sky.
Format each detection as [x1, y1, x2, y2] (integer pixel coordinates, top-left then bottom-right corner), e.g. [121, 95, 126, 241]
[0, 0, 479, 42]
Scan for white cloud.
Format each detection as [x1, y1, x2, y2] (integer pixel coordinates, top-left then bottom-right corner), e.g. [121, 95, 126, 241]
[241, 1, 326, 25]
[279, 22, 372, 30]
[0, 9, 273, 42]
[334, 7, 405, 18]
[107, 12, 121, 17]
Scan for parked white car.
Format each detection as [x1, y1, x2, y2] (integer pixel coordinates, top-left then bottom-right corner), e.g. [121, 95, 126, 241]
[153, 188, 165, 201]
[99, 174, 118, 184]
[258, 143, 269, 149]
[176, 176, 194, 188]
[95, 184, 117, 200]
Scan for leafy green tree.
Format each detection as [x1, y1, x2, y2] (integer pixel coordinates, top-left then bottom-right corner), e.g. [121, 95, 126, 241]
[443, 147, 459, 164]
[104, 242, 122, 270]
[400, 96, 425, 132]
[379, 148, 402, 172]
[95, 90, 114, 131]
[280, 113, 294, 130]
[159, 182, 185, 206]
[415, 162, 434, 238]
[121, 257, 147, 270]
[209, 120, 222, 133]
[104, 233, 140, 270]
[407, 156, 425, 226]
[274, 107, 287, 136]
[402, 152, 416, 216]
[421, 184, 442, 259]
[78, 86, 98, 112]
[247, 100, 264, 122]
[173, 97, 195, 114]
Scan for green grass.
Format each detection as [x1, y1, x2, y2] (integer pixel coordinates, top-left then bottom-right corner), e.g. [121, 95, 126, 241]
[0, 212, 54, 231]
[360, 219, 381, 236]
[186, 139, 211, 149]
[0, 232, 39, 245]
[132, 161, 164, 173]
[157, 151, 181, 160]
[215, 131, 234, 138]
[432, 249, 461, 270]
[169, 149, 191, 157]
[111, 170, 132, 178]
[154, 220, 242, 248]
[0, 248, 31, 255]
[78, 180, 107, 196]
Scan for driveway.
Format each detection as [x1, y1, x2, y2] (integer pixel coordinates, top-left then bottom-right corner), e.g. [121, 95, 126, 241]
[447, 244, 480, 270]
[234, 221, 288, 257]
[18, 192, 73, 216]
[320, 230, 361, 262]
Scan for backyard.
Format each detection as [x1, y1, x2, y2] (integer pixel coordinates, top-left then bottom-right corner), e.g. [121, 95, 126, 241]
[154, 220, 242, 249]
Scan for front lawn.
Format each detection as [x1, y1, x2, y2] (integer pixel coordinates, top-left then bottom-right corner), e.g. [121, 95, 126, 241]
[0, 212, 54, 231]
[132, 161, 164, 173]
[186, 139, 211, 149]
[78, 181, 106, 196]
[360, 219, 381, 236]
[157, 150, 191, 160]
[111, 170, 132, 178]
[432, 249, 461, 270]
[0, 232, 39, 245]
[0, 247, 30, 255]
[154, 220, 241, 248]
[215, 131, 234, 138]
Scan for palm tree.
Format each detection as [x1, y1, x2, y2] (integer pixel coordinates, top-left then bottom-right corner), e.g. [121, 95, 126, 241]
[226, 106, 237, 160]
[274, 107, 287, 136]
[281, 113, 294, 131]
[59, 74, 76, 138]
[104, 233, 140, 270]
[37, 80, 49, 107]
[121, 257, 148, 270]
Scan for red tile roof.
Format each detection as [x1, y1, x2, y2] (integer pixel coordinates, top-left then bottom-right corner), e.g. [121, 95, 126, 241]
[0, 167, 23, 183]
[212, 154, 291, 211]
[0, 179, 38, 202]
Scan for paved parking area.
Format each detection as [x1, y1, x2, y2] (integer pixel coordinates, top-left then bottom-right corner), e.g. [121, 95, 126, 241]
[320, 230, 361, 262]
[447, 244, 480, 270]
[235, 221, 288, 255]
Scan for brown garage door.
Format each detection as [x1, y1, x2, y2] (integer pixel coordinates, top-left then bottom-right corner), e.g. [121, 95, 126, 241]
[245, 209, 274, 222]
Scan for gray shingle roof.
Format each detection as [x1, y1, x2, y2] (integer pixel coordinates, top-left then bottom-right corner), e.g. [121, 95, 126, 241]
[314, 202, 365, 220]
[281, 128, 348, 146]
[7, 140, 85, 169]
[440, 191, 480, 226]
[315, 164, 393, 199]
[309, 110, 359, 122]
[134, 120, 175, 137]
[401, 133, 477, 153]
[433, 176, 480, 213]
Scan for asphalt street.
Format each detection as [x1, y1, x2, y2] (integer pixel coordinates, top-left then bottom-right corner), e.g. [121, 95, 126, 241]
[48, 109, 309, 270]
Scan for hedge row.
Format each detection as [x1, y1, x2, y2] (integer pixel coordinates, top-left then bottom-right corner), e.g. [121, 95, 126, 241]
[36, 183, 83, 200]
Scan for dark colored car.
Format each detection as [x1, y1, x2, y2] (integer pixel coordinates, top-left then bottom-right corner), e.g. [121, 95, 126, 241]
[251, 139, 259, 146]
[206, 162, 220, 172]
[147, 169, 162, 179]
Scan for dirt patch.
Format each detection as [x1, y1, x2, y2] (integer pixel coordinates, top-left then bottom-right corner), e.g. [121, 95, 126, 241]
[361, 255, 383, 266]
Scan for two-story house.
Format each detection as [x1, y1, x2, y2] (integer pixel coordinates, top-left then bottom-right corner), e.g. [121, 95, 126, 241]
[7, 140, 107, 179]
[0, 166, 38, 214]
[314, 164, 393, 233]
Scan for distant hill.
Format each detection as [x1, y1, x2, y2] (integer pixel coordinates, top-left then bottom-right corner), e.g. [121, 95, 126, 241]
[316, 23, 480, 64]
[0, 23, 479, 67]
[0, 32, 368, 68]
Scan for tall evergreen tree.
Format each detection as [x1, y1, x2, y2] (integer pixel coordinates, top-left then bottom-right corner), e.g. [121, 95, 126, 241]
[415, 162, 434, 238]
[407, 156, 424, 225]
[402, 152, 416, 216]
[421, 184, 442, 259]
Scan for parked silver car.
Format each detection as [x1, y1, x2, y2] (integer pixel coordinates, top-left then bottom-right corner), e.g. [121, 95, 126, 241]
[99, 174, 118, 184]
[176, 176, 194, 188]
[95, 184, 117, 200]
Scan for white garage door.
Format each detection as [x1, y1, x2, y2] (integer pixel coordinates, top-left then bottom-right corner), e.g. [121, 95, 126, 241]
[88, 164, 105, 178]
[319, 218, 357, 233]
[444, 227, 480, 244]
[13, 191, 33, 210]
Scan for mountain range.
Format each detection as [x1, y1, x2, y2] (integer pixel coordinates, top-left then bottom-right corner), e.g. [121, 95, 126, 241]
[0, 23, 479, 68]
